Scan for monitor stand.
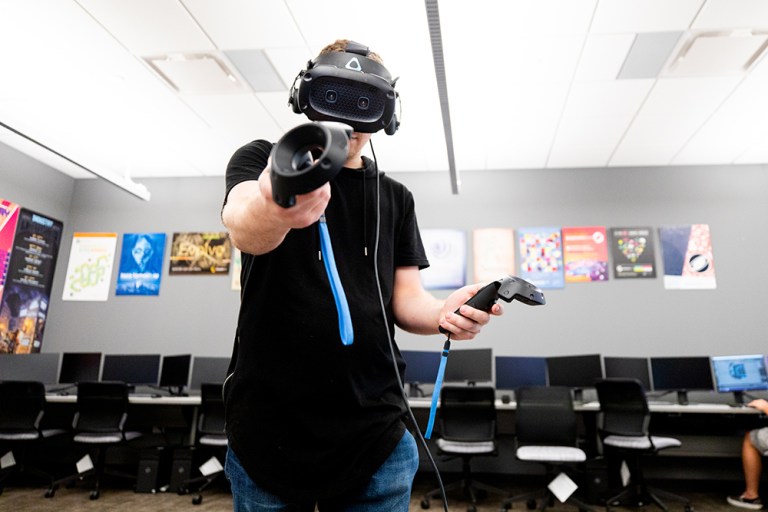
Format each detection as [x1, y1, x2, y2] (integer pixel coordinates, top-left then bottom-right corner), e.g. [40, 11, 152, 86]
[676, 390, 689, 405]
[731, 391, 756, 406]
[573, 388, 584, 403]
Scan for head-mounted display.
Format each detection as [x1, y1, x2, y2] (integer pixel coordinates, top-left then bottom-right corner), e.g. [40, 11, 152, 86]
[289, 41, 400, 135]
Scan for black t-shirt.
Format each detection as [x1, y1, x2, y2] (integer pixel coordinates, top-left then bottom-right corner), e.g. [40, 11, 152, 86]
[223, 139, 429, 500]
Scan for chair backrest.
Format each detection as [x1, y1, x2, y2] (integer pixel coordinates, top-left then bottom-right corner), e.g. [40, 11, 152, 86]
[198, 382, 225, 436]
[515, 386, 578, 447]
[0, 380, 45, 432]
[438, 384, 496, 442]
[595, 378, 650, 437]
[74, 381, 130, 433]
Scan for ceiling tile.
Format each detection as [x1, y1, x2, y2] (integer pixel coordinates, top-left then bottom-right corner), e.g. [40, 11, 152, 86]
[692, 0, 768, 30]
[591, 0, 704, 33]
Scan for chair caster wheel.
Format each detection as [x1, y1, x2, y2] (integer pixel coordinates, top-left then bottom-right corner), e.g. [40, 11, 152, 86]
[684, 506, 694, 512]
[192, 494, 203, 505]
[44, 488, 55, 498]
[421, 498, 431, 509]
[467, 505, 477, 512]
[527, 498, 537, 509]
[89, 490, 100, 500]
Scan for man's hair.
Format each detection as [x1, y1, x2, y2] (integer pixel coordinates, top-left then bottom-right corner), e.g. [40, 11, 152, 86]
[318, 39, 383, 64]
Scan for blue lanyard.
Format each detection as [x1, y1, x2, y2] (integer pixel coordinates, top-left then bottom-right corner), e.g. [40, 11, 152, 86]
[319, 214, 354, 346]
[425, 339, 451, 439]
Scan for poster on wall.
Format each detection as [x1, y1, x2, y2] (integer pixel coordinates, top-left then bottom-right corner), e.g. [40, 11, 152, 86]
[116, 233, 166, 296]
[231, 247, 241, 291]
[62, 232, 118, 302]
[419, 229, 467, 290]
[609, 227, 657, 279]
[562, 226, 609, 282]
[518, 226, 564, 289]
[0, 198, 21, 299]
[473, 228, 515, 284]
[169, 232, 231, 275]
[0, 208, 63, 354]
[659, 224, 716, 290]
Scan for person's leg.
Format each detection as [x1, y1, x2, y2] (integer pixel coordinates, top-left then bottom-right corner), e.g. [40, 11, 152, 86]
[319, 429, 419, 512]
[225, 448, 315, 512]
[743, 432, 764, 499]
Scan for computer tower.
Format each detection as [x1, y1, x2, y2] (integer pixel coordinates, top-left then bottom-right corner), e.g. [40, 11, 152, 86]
[169, 447, 195, 494]
[136, 447, 170, 493]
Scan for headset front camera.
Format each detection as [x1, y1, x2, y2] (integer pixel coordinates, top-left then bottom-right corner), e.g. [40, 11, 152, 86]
[270, 122, 351, 208]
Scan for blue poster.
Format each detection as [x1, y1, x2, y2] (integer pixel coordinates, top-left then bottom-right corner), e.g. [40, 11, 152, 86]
[116, 233, 166, 296]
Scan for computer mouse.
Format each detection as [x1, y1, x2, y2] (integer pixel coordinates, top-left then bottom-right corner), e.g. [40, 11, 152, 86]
[501, 394, 511, 404]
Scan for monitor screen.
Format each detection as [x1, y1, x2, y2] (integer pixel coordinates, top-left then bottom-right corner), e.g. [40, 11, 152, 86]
[650, 356, 714, 391]
[604, 356, 652, 390]
[546, 354, 603, 388]
[159, 354, 192, 388]
[494, 356, 547, 390]
[711, 355, 768, 393]
[444, 348, 493, 383]
[101, 354, 161, 385]
[0, 353, 60, 384]
[59, 352, 102, 384]
[400, 350, 440, 384]
[190, 356, 230, 389]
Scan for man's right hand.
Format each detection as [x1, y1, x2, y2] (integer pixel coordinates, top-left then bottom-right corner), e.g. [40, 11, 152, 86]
[258, 164, 331, 230]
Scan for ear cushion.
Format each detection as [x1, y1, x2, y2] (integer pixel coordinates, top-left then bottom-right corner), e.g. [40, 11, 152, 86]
[385, 115, 399, 135]
[289, 88, 302, 114]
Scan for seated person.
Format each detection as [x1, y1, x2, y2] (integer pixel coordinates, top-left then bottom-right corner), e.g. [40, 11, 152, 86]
[728, 398, 768, 510]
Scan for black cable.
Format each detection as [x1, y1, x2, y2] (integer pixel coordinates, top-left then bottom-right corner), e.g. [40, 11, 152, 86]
[368, 139, 449, 512]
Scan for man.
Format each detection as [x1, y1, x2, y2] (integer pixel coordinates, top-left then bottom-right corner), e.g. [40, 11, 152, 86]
[220, 39, 502, 511]
[728, 398, 768, 509]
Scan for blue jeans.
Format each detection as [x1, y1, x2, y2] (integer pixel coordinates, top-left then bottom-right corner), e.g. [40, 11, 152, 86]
[225, 429, 418, 512]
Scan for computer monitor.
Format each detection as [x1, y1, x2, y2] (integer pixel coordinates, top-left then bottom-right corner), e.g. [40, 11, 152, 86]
[546, 354, 603, 402]
[159, 354, 192, 395]
[101, 354, 161, 386]
[494, 356, 547, 391]
[650, 356, 714, 405]
[604, 356, 652, 391]
[711, 354, 768, 404]
[400, 350, 440, 397]
[59, 352, 102, 384]
[0, 353, 60, 384]
[190, 356, 230, 390]
[444, 348, 493, 384]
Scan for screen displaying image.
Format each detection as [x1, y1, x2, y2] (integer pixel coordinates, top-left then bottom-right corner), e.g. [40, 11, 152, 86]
[711, 355, 768, 393]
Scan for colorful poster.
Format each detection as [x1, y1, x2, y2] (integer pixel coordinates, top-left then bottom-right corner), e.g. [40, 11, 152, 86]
[62, 233, 118, 302]
[518, 227, 564, 289]
[473, 228, 515, 284]
[0, 199, 21, 299]
[0, 208, 63, 353]
[419, 229, 467, 290]
[562, 226, 609, 282]
[609, 227, 657, 279]
[169, 232, 231, 275]
[116, 233, 166, 296]
[659, 224, 716, 290]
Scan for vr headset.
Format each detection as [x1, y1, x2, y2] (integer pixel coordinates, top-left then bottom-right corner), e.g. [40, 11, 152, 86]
[288, 41, 400, 135]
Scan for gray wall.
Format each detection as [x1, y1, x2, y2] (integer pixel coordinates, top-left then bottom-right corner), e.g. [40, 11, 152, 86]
[3, 141, 768, 362]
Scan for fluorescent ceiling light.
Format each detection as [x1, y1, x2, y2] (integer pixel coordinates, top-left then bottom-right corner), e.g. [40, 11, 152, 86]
[0, 121, 150, 201]
[145, 53, 247, 94]
[665, 30, 768, 77]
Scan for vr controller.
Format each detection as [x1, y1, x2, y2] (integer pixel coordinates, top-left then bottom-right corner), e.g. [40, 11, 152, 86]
[269, 122, 352, 208]
[439, 275, 546, 334]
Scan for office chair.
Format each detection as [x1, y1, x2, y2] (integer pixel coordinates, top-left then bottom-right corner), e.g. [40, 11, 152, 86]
[0, 380, 65, 495]
[179, 382, 228, 505]
[595, 378, 693, 512]
[501, 386, 596, 512]
[46, 381, 143, 500]
[421, 384, 506, 512]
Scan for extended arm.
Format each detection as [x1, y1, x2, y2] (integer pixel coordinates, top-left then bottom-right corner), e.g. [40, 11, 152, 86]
[392, 267, 502, 341]
[222, 166, 331, 256]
